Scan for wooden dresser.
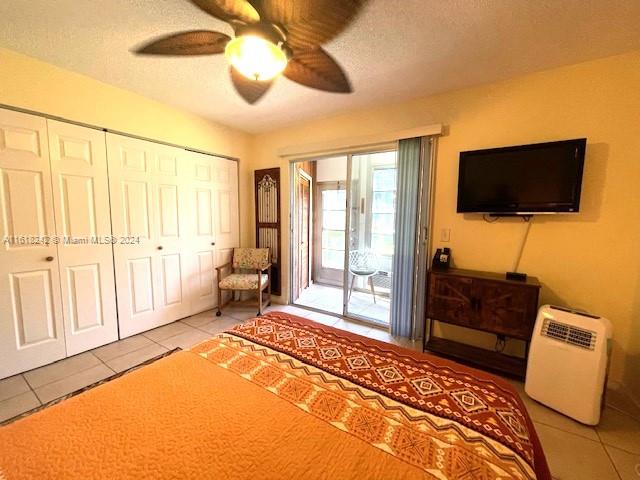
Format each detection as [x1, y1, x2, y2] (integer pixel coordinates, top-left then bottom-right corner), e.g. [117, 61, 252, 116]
[425, 268, 541, 379]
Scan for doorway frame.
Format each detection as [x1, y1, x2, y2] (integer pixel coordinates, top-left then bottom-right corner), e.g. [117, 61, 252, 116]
[294, 167, 312, 301]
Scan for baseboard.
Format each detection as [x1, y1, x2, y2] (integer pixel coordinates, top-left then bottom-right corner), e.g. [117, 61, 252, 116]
[628, 385, 640, 410]
[606, 380, 640, 416]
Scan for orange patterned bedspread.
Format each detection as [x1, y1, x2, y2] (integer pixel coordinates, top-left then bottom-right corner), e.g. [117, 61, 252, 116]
[0, 312, 550, 480]
[207, 312, 551, 480]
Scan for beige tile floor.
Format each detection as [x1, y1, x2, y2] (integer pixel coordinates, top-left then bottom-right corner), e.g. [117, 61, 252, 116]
[1, 302, 638, 479]
[295, 282, 391, 323]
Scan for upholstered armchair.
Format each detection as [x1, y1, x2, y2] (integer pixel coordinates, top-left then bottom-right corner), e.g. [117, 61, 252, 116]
[216, 248, 271, 316]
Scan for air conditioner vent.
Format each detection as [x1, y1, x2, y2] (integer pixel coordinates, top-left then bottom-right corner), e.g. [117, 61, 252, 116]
[541, 319, 596, 350]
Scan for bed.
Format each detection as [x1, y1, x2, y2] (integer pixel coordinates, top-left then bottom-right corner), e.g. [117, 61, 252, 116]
[0, 312, 550, 479]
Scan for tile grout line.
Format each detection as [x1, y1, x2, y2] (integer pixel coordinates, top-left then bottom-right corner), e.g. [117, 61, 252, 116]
[592, 410, 640, 456]
[531, 419, 598, 442]
[93, 354, 117, 375]
[19, 374, 41, 406]
[597, 437, 640, 457]
[98, 337, 164, 364]
[21, 372, 37, 394]
[31, 384, 44, 404]
[605, 402, 640, 422]
[599, 430, 624, 480]
[29, 353, 113, 404]
[21, 351, 108, 392]
[0, 384, 41, 407]
[140, 334, 171, 349]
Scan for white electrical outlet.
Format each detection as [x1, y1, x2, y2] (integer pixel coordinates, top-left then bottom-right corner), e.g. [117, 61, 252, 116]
[440, 228, 451, 242]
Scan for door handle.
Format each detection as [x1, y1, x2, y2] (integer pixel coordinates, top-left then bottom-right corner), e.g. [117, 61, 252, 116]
[45, 256, 54, 262]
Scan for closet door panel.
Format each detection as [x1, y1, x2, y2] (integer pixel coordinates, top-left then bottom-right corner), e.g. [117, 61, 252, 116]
[128, 256, 155, 315]
[153, 144, 190, 321]
[122, 180, 152, 238]
[216, 158, 239, 307]
[108, 134, 190, 337]
[107, 133, 159, 337]
[186, 153, 218, 314]
[0, 109, 66, 378]
[214, 158, 240, 250]
[48, 120, 118, 355]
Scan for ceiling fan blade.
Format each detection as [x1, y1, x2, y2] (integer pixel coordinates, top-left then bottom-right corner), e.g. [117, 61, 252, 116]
[284, 47, 352, 93]
[135, 30, 231, 55]
[230, 67, 273, 104]
[191, 0, 260, 24]
[251, 0, 366, 49]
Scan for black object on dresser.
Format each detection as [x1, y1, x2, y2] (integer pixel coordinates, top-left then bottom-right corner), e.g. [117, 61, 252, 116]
[424, 268, 540, 379]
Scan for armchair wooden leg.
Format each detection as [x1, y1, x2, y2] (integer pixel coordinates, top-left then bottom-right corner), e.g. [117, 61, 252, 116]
[267, 266, 272, 307]
[217, 286, 223, 316]
[257, 286, 263, 316]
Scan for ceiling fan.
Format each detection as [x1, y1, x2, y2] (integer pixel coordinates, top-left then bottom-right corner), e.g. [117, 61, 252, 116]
[134, 0, 367, 104]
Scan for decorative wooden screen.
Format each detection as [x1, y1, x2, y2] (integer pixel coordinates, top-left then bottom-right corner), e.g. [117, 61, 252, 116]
[255, 168, 281, 295]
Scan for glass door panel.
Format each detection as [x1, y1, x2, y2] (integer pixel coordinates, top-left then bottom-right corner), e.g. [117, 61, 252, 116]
[293, 156, 347, 316]
[316, 183, 346, 286]
[345, 150, 397, 325]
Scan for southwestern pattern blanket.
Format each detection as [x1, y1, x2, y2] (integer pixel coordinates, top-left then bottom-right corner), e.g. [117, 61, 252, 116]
[196, 312, 550, 480]
[0, 312, 550, 480]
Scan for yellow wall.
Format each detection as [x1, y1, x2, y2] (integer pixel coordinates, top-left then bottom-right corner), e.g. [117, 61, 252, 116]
[2, 46, 638, 397]
[247, 50, 640, 394]
[0, 47, 253, 244]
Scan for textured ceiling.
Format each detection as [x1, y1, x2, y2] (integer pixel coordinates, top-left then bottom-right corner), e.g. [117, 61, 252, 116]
[1, 0, 640, 133]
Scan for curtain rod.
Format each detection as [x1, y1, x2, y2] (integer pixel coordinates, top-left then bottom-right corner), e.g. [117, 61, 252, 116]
[278, 124, 443, 159]
[287, 142, 398, 163]
[0, 102, 239, 162]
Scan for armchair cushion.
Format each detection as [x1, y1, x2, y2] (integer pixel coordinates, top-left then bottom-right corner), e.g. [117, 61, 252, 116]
[219, 273, 268, 291]
[232, 248, 270, 270]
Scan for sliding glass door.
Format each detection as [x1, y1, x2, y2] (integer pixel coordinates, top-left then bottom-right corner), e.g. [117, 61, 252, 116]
[291, 149, 398, 325]
[344, 150, 397, 325]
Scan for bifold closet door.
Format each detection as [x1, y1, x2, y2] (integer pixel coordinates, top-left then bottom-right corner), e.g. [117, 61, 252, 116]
[107, 133, 190, 338]
[0, 109, 66, 378]
[187, 152, 219, 314]
[213, 157, 239, 266]
[213, 157, 239, 306]
[47, 120, 118, 355]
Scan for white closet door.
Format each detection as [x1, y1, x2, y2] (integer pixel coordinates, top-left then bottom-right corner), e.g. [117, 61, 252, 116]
[187, 152, 218, 314]
[213, 157, 239, 266]
[213, 157, 240, 307]
[107, 134, 190, 337]
[0, 109, 66, 378]
[47, 120, 118, 355]
[153, 143, 190, 322]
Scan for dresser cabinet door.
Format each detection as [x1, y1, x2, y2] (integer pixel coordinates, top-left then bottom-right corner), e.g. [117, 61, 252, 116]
[427, 274, 475, 327]
[473, 281, 538, 340]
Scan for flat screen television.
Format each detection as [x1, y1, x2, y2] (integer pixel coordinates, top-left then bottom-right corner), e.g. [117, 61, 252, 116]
[457, 139, 586, 215]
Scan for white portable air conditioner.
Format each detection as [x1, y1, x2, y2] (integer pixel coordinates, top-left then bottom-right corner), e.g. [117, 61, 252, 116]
[525, 305, 612, 425]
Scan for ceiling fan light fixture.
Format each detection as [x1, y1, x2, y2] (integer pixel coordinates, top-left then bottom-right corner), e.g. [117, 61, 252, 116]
[225, 35, 288, 82]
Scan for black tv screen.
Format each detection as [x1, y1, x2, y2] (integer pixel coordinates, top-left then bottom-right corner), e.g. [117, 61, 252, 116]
[457, 139, 586, 214]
